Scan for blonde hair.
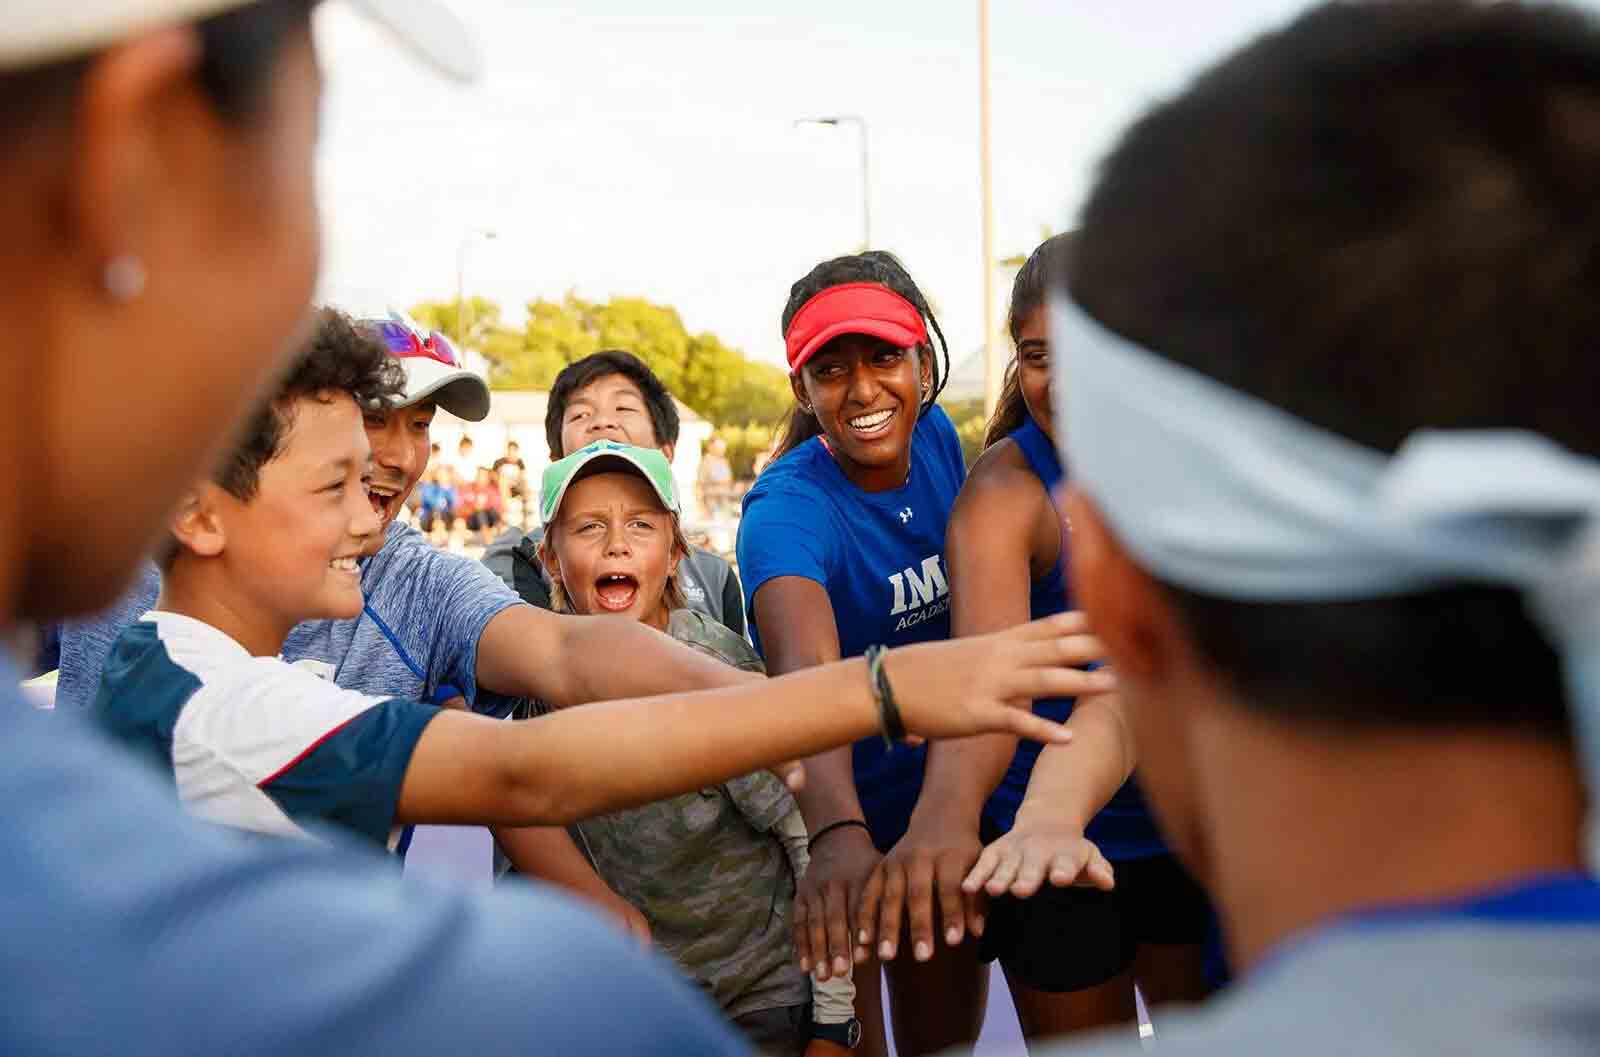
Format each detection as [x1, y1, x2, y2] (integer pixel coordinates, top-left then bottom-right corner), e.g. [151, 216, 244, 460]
[540, 519, 692, 617]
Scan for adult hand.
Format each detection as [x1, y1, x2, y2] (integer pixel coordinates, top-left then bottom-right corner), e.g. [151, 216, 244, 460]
[856, 814, 985, 964]
[793, 822, 880, 983]
[888, 612, 1114, 744]
[962, 814, 1114, 900]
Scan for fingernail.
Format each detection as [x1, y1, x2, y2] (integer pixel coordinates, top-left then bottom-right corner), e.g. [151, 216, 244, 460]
[973, 916, 985, 936]
[915, 941, 931, 962]
[855, 945, 869, 963]
[858, 929, 869, 944]
[945, 926, 962, 945]
[880, 940, 895, 960]
[833, 956, 849, 975]
[815, 966, 829, 982]
[799, 958, 810, 973]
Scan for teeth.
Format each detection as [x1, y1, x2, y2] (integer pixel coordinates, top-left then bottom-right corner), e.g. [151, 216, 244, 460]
[849, 409, 894, 429]
[329, 557, 359, 572]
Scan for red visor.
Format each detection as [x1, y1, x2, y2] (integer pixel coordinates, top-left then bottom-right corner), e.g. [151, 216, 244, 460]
[784, 282, 928, 373]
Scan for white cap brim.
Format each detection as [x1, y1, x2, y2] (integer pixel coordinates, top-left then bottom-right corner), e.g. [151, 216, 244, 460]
[2, 0, 480, 81]
[399, 355, 491, 421]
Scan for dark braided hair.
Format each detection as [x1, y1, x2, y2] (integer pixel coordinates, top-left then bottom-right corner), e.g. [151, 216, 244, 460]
[984, 232, 1076, 450]
[774, 251, 951, 460]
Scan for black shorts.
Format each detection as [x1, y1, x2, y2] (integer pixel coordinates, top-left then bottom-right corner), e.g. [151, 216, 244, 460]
[976, 822, 1213, 992]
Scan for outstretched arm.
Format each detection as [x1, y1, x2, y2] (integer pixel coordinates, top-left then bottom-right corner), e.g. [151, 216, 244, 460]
[474, 603, 755, 709]
[396, 612, 1105, 829]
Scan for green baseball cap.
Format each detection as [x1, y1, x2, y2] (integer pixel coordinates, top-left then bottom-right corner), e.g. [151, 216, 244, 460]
[541, 440, 681, 525]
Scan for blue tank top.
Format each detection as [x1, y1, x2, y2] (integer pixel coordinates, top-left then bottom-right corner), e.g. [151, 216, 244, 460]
[1002, 417, 1167, 860]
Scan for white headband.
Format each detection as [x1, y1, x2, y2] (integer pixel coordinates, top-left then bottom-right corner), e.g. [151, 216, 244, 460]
[1051, 293, 1600, 866]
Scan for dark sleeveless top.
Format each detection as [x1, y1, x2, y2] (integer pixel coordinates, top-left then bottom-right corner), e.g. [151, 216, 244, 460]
[1004, 417, 1166, 859]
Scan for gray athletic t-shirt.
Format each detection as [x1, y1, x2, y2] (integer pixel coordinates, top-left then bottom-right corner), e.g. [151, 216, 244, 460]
[1035, 874, 1600, 1057]
[58, 522, 520, 711]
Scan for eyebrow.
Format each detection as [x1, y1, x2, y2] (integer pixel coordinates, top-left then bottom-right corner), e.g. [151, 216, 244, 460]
[1018, 338, 1049, 352]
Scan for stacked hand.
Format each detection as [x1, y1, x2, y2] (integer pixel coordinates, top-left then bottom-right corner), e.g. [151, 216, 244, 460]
[964, 815, 1115, 899]
[793, 823, 879, 982]
[855, 817, 986, 963]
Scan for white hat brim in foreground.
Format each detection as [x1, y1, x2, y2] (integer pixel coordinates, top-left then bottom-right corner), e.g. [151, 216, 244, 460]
[398, 355, 492, 422]
[1, 0, 479, 81]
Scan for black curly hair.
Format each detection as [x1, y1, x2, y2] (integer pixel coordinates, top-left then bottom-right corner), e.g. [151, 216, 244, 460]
[215, 307, 406, 500]
[773, 251, 951, 460]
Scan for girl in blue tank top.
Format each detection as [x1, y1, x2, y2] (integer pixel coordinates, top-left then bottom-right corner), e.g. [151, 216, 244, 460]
[738, 251, 1116, 1057]
[941, 235, 1215, 1039]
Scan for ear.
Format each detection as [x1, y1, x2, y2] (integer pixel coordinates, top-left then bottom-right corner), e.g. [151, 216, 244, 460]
[918, 345, 934, 394]
[72, 28, 204, 276]
[1060, 485, 1196, 684]
[789, 370, 812, 414]
[660, 441, 676, 462]
[537, 533, 564, 588]
[170, 483, 227, 560]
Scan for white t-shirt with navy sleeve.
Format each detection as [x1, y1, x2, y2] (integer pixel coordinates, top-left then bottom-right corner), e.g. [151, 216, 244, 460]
[94, 611, 440, 848]
[61, 521, 522, 713]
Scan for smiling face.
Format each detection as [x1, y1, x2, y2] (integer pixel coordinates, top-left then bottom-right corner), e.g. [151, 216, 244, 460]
[213, 392, 381, 630]
[362, 400, 436, 552]
[541, 471, 683, 632]
[793, 334, 931, 491]
[558, 374, 668, 459]
[1015, 306, 1054, 440]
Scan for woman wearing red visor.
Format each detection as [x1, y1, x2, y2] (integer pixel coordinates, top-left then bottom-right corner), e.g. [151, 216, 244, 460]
[737, 252, 1116, 1056]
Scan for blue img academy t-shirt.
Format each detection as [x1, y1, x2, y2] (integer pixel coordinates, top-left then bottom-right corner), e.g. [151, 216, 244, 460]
[57, 521, 521, 714]
[738, 406, 966, 850]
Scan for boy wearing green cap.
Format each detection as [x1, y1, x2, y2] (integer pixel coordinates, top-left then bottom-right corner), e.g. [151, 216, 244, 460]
[530, 440, 858, 1057]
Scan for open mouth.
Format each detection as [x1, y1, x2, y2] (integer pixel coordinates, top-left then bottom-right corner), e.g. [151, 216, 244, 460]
[367, 483, 400, 520]
[593, 572, 640, 612]
[846, 407, 897, 438]
[328, 556, 360, 575]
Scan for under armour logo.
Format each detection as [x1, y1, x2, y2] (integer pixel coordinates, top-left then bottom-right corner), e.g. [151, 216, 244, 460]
[898, 507, 914, 524]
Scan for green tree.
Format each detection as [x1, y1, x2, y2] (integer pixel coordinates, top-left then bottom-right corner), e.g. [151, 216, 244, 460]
[409, 293, 796, 431]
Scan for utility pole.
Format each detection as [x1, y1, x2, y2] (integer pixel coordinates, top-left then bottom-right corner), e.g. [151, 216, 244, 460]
[978, 0, 1001, 417]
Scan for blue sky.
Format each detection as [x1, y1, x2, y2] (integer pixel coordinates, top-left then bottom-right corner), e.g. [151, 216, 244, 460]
[314, 1, 1314, 370]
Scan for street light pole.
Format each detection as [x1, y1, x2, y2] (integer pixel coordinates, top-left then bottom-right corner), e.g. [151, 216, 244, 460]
[795, 115, 871, 250]
[455, 227, 497, 345]
[978, 0, 1001, 419]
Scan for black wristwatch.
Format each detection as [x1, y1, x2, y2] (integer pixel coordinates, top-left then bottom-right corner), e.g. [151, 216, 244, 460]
[811, 1018, 863, 1050]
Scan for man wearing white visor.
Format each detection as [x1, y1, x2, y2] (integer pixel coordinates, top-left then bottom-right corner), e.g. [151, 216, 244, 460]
[995, 3, 1600, 1055]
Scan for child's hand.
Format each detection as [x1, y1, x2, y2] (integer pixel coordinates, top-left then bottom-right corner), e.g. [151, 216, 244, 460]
[962, 815, 1114, 899]
[888, 612, 1114, 744]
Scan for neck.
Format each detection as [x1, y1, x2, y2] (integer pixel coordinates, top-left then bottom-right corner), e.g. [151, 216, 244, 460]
[646, 602, 672, 635]
[1194, 703, 1586, 973]
[158, 559, 294, 658]
[829, 439, 913, 493]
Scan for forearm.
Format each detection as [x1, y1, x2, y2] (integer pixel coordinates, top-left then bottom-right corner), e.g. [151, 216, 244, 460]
[476, 605, 754, 708]
[910, 734, 1018, 829]
[504, 660, 883, 825]
[492, 825, 608, 899]
[1014, 696, 1133, 830]
[793, 745, 868, 831]
[552, 616, 755, 706]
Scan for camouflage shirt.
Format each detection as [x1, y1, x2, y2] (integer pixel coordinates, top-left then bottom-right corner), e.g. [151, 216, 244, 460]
[571, 609, 810, 1019]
